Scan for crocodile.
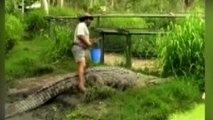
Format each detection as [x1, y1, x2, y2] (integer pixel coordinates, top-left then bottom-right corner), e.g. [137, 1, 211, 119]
[5, 66, 161, 119]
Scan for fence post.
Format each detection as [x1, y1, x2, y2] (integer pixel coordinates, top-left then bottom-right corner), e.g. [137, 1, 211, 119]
[96, 16, 100, 27]
[47, 18, 51, 37]
[125, 33, 132, 68]
[100, 32, 105, 63]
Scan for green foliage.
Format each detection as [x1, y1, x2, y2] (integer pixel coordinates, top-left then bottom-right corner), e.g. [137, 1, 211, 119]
[63, 0, 204, 13]
[101, 79, 201, 120]
[106, 0, 185, 13]
[24, 9, 47, 33]
[5, 35, 77, 84]
[100, 18, 146, 28]
[169, 103, 204, 120]
[5, 0, 14, 13]
[64, 0, 88, 11]
[132, 36, 157, 58]
[145, 18, 176, 30]
[5, 14, 24, 53]
[43, 7, 84, 62]
[6, 56, 54, 83]
[83, 86, 116, 103]
[47, 24, 73, 61]
[49, 7, 82, 16]
[5, 0, 21, 15]
[156, 15, 204, 77]
[62, 78, 201, 120]
[5, 36, 54, 83]
[5, 14, 24, 41]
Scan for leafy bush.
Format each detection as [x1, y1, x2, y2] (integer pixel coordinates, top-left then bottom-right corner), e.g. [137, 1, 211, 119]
[156, 15, 204, 76]
[24, 9, 47, 33]
[5, 14, 24, 53]
[5, 0, 14, 13]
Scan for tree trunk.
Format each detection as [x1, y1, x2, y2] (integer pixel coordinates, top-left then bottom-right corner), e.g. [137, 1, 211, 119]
[41, 0, 49, 15]
[47, 0, 50, 6]
[57, 0, 63, 8]
[184, 0, 193, 11]
[21, 0, 24, 16]
[50, 0, 56, 6]
[12, 0, 18, 10]
[90, 0, 94, 8]
[111, 0, 114, 9]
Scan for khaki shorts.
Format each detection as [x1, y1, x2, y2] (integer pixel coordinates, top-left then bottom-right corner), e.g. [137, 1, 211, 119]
[72, 45, 87, 63]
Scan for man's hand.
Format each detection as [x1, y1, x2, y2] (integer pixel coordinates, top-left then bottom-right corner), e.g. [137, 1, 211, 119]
[90, 37, 102, 43]
[77, 35, 92, 47]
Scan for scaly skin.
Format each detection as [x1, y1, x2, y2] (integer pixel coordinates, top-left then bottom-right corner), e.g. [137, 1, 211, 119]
[5, 66, 157, 119]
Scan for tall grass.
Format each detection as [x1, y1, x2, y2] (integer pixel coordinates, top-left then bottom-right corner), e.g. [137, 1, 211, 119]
[156, 15, 204, 77]
[47, 23, 73, 62]
[24, 9, 47, 34]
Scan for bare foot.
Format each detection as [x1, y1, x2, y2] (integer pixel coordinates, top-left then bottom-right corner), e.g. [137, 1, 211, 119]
[78, 84, 86, 92]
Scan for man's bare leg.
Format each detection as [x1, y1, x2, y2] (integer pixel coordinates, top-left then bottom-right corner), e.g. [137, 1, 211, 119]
[78, 58, 86, 92]
[85, 51, 90, 69]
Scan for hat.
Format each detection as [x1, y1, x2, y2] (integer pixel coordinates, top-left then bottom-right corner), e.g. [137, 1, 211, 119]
[79, 13, 94, 21]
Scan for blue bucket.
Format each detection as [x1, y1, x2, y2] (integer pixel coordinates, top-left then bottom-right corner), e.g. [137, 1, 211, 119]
[90, 48, 101, 63]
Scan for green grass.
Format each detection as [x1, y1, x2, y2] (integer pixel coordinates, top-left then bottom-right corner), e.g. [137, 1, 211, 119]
[5, 35, 77, 86]
[62, 77, 202, 120]
[169, 103, 204, 120]
[6, 36, 50, 79]
[5, 32, 105, 87]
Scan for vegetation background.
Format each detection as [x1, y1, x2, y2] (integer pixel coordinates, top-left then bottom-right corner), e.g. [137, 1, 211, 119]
[5, 0, 205, 120]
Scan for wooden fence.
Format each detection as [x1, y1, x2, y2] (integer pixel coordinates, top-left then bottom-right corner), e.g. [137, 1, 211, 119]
[45, 13, 204, 68]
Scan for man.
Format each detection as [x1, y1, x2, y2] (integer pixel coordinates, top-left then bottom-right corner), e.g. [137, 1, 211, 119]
[72, 13, 94, 92]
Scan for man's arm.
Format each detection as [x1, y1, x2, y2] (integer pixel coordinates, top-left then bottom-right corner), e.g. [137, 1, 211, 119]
[77, 35, 92, 47]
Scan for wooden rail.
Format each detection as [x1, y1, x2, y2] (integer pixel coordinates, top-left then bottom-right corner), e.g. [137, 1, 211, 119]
[45, 13, 204, 19]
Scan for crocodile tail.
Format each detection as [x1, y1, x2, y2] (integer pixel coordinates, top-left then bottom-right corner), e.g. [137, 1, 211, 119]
[5, 77, 76, 118]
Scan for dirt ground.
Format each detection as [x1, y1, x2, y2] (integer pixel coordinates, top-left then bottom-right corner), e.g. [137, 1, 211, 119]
[104, 53, 159, 70]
